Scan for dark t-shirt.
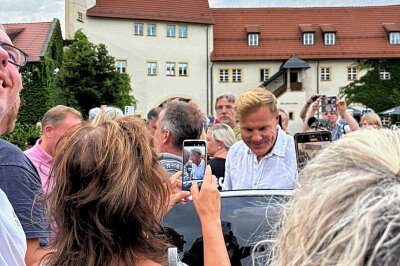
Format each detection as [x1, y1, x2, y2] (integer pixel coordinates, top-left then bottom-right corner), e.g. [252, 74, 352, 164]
[0, 140, 50, 244]
[208, 157, 226, 191]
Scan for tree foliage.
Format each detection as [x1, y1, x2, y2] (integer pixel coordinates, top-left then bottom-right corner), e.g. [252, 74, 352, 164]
[340, 59, 400, 113]
[56, 30, 135, 117]
[18, 19, 64, 124]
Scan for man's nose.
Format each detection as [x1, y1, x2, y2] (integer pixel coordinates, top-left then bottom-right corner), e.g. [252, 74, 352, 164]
[251, 133, 262, 142]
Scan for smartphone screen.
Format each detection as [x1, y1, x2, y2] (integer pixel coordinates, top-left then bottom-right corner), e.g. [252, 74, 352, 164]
[294, 131, 332, 170]
[321, 96, 337, 113]
[182, 140, 207, 191]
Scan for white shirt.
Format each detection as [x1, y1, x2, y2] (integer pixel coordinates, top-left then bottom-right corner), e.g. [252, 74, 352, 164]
[0, 189, 27, 266]
[223, 127, 298, 190]
[192, 159, 206, 180]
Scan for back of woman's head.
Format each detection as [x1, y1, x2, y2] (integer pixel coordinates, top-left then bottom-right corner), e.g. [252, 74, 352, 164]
[47, 116, 170, 266]
[210, 124, 235, 150]
[361, 112, 383, 128]
[272, 129, 400, 266]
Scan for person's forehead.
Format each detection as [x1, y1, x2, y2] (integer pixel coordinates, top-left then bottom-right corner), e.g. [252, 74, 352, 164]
[216, 97, 233, 105]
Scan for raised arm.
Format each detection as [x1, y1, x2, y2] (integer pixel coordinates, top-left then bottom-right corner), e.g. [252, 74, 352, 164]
[191, 166, 230, 266]
[337, 99, 360, 131]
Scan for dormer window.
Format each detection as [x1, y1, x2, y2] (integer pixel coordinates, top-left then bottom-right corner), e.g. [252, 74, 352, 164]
[383, 23, 400, 45]
[299, 24, 315, 46]
[246, 25, 260, 46]
[320, 25, 336, 45]
[389, 32, 400, 44]
[303, 33, 314, 45]
[248, 34, 259, 46]
[324, 33, 336, 45]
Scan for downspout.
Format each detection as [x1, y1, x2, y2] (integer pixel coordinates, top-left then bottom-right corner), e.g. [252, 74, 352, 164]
[316, 60, 320, 119]
[206, 25, 210, 115]
[210, 61, 215, 116]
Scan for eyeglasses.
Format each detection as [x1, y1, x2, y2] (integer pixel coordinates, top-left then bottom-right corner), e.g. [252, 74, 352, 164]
[0, 41, 28, 70]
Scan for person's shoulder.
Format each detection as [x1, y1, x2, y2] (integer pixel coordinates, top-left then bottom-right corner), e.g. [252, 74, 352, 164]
[0, 140, 26, 162]
[229, 140, 246, 152]
[159, 152, 182, 163]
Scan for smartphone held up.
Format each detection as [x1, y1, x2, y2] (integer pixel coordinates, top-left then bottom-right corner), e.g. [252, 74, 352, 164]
[294, 131, 332, 170]
[182, 140, 207, 191]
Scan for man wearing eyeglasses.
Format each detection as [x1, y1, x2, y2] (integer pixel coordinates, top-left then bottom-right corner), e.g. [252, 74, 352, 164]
[0, 25, 51, 265]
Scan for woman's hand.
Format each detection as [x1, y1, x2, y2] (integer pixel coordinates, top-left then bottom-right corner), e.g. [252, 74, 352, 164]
[167, 171, 191, 212]
[191, 166, 220, 224]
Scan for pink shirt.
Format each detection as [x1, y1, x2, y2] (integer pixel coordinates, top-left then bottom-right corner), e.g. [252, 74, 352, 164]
[24, 139, 53, 193]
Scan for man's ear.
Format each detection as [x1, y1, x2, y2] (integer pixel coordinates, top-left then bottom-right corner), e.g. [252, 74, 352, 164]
[163, 129, 171, 144]
[43, 124, 53, 137]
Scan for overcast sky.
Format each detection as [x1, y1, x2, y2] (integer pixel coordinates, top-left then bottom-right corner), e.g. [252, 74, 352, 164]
[0, 0, 399, 37]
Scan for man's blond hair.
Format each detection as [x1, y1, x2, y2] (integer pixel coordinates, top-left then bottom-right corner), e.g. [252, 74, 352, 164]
[234, 88, 278, 119]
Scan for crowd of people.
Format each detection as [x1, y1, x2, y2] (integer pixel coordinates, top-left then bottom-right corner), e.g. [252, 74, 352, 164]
[1, 22, 400, 266]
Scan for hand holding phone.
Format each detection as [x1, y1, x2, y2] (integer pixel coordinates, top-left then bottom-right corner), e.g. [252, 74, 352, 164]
[182, 140, 207, 191]
[321, 96, 337, 113]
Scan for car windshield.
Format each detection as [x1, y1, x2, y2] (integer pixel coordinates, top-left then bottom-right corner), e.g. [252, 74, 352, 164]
[163, 191, 291, 265]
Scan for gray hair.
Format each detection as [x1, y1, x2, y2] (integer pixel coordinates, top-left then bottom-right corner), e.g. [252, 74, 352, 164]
[41, 105, 82, 131]
[270, 129, 400, 266]
[215, 93, 236, 110]
[209, 124, 235, 150]
[160, 102, 203, 150]
[190, 148, 202, 157]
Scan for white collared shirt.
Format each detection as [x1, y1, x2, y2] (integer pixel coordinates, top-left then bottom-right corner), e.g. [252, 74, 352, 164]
[223, 127, 298, 190]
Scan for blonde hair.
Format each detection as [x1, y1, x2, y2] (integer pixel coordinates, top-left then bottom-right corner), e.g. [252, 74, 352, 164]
[234, 88, 278, 119]
[270, 129, 400, 266]
[209, 124, 235, 150]
[361, 112, 383, 128]
[46, 116, 171, 266]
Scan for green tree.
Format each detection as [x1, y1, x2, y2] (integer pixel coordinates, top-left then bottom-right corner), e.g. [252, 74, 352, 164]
[340, 59, 400, 113]
[18, 19, 64, 124]
[56, 30, 135, 117]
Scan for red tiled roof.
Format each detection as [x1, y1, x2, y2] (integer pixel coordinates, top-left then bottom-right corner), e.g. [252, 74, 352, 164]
[4, 21, 55, 62]
[320, 24, 336, 33]
[383, 23, 400, 32]
[299, 24, 315, 32]
[246, 25, 260, 33]
[211, 5, 400, 61]
[87, 0, 213, 25]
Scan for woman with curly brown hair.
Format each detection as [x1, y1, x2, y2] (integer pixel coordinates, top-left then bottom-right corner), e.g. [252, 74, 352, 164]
[42, 116, 229, 266]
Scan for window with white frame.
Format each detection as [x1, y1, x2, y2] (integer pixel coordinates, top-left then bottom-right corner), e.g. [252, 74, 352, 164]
[324, 33, 336, 45]
[166, 63, 176, 76]
[389, 32, 400, 44]
[77, 12, 83, 22]
[232, 69, 242, 82]
[320, 67, 331, 81]
[134, 23, 143, 36]
[380, 69, 391, 80]
[179, 26, 187, 38]
[303, 33, 314, 45]
[147, 62, 157, 75]
[248, 34, 259, 46]
[347, 67, 357, 81]
[260, 69, 270, 82]
[147, 24, 156, 36]
[166, 25, 175, 37]
[219, 69, 229, 82]
[179, 63, 188, 76]
[116, 60, 127, 73]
